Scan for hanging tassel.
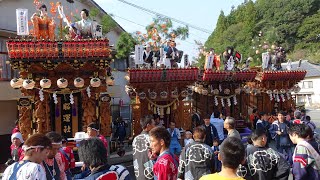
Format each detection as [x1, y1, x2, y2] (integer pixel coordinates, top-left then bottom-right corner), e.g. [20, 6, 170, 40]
[148, 103, 151, 111]
[70, 93, 74, 104]
[173, 102, 177, 110]
[166, 107, 170, 114]
[221, 98, 225, 107]
[53, 92, 58, 104]
[39, 89, 44, 101]
[233, 96, 238, 105]
[214, 96, 218, 106]
[227, 98, 231, 107]
[153, 107, 157, 114]
[160, 108, 164, 116]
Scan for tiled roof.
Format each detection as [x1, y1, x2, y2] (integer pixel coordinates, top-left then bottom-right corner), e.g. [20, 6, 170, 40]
[282, 60, 320, 77]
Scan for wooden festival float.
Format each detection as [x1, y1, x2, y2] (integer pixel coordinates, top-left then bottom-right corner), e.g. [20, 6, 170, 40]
[192, 70, 257, 128]
[246, 69, 307, 114]
[6, 2, 115, 140]
[7, 39, 114, 140]
[126, 67, 198, 136]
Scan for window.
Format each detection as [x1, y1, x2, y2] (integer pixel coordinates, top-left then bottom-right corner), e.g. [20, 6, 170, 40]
[302, 81, 313, 89]
[110, 59, 127, 71]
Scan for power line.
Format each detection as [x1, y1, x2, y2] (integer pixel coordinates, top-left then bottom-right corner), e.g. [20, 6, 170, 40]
[115, 0, 212, 34]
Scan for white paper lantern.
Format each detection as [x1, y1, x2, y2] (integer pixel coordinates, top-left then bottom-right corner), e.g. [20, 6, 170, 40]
[74, 77, 84, 88]
[90, 78, 101, 88]
[139, 92, 146, 100]
[57, 78, 68, 89]
[40, 78, 51, 89]
[23, 79, 35, 89]
[10, 78, 23, 89]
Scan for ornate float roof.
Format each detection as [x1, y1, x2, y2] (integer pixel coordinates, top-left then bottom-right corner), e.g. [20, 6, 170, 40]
[256, 70, 307, 81]
[202, 70, 257, 82]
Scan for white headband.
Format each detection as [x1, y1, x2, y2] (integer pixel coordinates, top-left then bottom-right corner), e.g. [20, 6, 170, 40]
[22, 145, 44, 151]
[51, 142, 62, 145]
[89, 127, 99, 131]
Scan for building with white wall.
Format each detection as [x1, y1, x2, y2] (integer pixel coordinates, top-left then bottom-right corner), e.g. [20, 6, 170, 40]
[287, 60, 320, 108]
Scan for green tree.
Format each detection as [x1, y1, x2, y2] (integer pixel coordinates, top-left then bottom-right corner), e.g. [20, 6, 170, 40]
[89, 8, 117, 34]
[116, 32, 137, 59]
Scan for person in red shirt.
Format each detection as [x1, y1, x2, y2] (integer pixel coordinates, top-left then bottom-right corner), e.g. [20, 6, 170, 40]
[87, 122, 108, 150]
[149, 127, 178, 180]
[10, 132, 24, 162]
[60, 137, 75, 180]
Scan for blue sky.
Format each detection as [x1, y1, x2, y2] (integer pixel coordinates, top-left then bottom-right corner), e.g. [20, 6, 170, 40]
[95, 0, 245, 60]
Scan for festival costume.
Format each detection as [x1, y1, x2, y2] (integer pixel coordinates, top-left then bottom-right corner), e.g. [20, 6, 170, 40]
[143, 50, 154, 66]
[79, 164, 130, 180]
[31, 14, 55, 40]
[2, 160, 46, 180]
[202, 124, 219, 147]
[115, 121, 127, 143]
[178, 141, 214, 180]
[42, 153, 66, 180]
[73, 19, 93, 38]
[60, 147, 75, 180]
[269, 120, 293, 164]
[292, 140, 320, 180]
[237, 146, 290, 180]
[166, 47, 179, 67]
[153, 150, 178, 180]
[184, 138, 194, 146]
[200, 173, 244, 180]
[132, 131, 154, 180]
[204, 52, 215, 70]
[211, 145, 221, 172]
[167, 128, 182, 155]
[10, 144, 24, 162]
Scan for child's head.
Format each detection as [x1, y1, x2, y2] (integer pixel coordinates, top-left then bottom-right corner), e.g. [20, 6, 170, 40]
[213, 138, 219, 146]
[193, 127, 206, 142]
[149, 127, 171, 155]
[251, 129, 267, 147]
[169, 121, 176, 129]
[218, 137, 245, 169]
[185, 131, 192, 139]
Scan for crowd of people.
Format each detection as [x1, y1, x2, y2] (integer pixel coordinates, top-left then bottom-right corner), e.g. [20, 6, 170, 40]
[3, 109, 319, 180]
[133, 110, 320, 180]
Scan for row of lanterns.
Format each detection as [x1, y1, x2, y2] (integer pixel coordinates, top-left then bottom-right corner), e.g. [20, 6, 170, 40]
[10, 77, 115, 89]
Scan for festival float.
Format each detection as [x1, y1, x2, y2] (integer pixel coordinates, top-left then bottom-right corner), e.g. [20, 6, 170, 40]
[125, 17, 198, 136]
[7, 2, 114, 140]
[192, 45, 307, 128]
